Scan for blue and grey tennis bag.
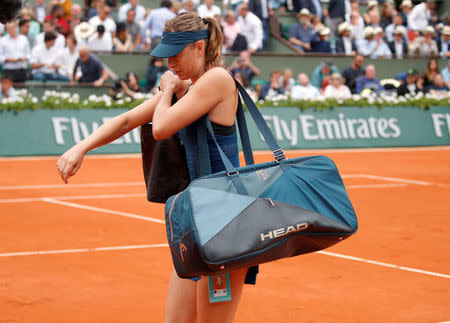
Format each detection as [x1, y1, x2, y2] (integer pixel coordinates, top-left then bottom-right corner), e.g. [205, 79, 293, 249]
[164, 81, 358, 278]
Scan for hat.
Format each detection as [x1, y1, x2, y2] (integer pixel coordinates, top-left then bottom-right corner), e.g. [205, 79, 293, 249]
[150, 29, 209, 58]
[318, 27, 330, 36]
[374, 26, 384, 35]
[363, 26, 375, 38]
[367, 0, 378, 9]
[297, 8, 311, 16]
[407, 68, 418, 76]
[443, 25, 450, 36]
[321, 59, 333, 68]
[423, 25, 435, 35]
[338, 22, 352, 34]
[400, 0, 413, 7]
[74, 22, 95, 40]
[393, 25, 405, 35]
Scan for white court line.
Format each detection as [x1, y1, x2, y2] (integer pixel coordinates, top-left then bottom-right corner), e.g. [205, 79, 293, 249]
[41, 198, 164, 224]
[1, 145, 449, 161]
[317, 250, 450, 279]
[342, 174, 433, 186]
[346, 183, 407, 189]
[0, 243, 168, 257]
[0, 193, 146, 204]
[0, 182, 143, 190]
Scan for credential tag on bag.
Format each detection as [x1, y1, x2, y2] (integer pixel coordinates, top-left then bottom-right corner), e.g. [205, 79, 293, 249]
[208, 273, 231, 303]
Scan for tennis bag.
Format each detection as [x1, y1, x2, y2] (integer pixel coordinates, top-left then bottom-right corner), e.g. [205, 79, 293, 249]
[165, 80, 358, 278]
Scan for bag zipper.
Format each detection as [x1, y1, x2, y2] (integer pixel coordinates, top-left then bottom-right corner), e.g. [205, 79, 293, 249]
[168, 193, 181, 241]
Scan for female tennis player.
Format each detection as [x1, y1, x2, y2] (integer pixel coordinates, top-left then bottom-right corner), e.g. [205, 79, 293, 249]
[57, 12, 257, 323]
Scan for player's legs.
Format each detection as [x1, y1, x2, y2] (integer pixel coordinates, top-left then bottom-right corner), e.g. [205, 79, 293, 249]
[196, 268, 247, 323]
[165, 269, 198, 323]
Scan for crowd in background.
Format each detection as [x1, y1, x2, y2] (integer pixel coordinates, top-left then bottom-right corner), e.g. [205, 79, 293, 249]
[0, 0, 448, 100]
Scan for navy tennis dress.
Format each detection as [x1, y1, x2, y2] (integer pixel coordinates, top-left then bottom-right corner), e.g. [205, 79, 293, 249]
[177, 115, 259, 285]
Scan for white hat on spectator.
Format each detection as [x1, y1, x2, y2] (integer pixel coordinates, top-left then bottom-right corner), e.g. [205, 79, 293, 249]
[400, 0, 413, 7]
[423, 25, 435, 36]
[319, 27, 330, 36]
[374, 27, 384, 35]
[74, 22, 95, 40]
[367, 0, 378, 9]
[442, 25, 450, 36]
[393, 25, 406, 35]
[297, 8, 311, 16]
[338, 22, 352, 34]
[363, 26, 375, 38]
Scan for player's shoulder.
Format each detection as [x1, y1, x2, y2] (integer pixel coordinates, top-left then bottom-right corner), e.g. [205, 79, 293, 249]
[201, 67, 235, 86]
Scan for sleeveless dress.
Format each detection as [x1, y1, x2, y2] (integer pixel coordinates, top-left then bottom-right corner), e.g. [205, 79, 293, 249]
[177, 108, 259, 285]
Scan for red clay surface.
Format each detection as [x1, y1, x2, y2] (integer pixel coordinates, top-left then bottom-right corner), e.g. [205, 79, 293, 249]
[0, 148, 449, 322]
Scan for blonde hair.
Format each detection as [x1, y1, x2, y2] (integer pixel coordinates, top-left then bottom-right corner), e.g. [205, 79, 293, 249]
[164, 12, 223, 71]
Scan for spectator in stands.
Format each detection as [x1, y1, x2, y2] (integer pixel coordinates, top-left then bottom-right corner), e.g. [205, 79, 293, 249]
[310, 15, 324, 32]
[118, 0, 145, 23]
[385, 14, 406, 43]
[178, 0, 195, 14]
[324, 73, 351, 99]
[74, 22, 95, 47]
[311, 26, 331, 53]
[141, 0, 176, 51]
[311, 59, 339, 91]
[335, 22, 357, 55]
[0, 21, 31, 82]
[379, 0, 395, 30]
[111, 72, 145, 99]
[248, 0, 270, 50]
[229, 50, 261, 83]
[146, 57, 168, 93]
[442, 61, 450, 88]
[358, 26, 375, 56]
[428, 74, 449, 96]
[19, 7, 41, 40]
[388, 26, 408, 59]
[399, 0, 412, 28]
[342, 53, 364, 94]
[197, 0, 222, 18]
[349, 11, 364, 43]
[36, 19, 66, 49]
[237, 2, 263, 53]
[290, 73, 320, 100]
[418, 58, 440, 89]
[324, 0, 347, 37]
[0, 76, 16, 99]
[89, 4, 116, 36]
[30, 32, 69, 81]
[367, 9, 381, 28]
[362, 0, 378, 25]
[73, 46, 109, 86]
[19, 19, 36, 49]
[68, 4, 83, 35]
[355, 64, 382, 95]
[87, 0, 105, 20]
[124, 8, 142, 50]
[235, 71, 257, 100]
[113, 22, 133, 52]
[370, 27, 392, 59]
[259, 70, 284, 100]
[34, 0, 47, 23]
[295, 0, 323, 20]
[58, 34, 79, 80]
[438, 25, 450, 58]
[279, 68, 295, 94]
[45, 5, 70, 36]
[288, 8, 315, 53]
[222, 10, 247, 52]
[408, 0, 435, 34]
[408, 26, 438, 57]
[397, 68, 421, 96]
[88, 24, 113, 51]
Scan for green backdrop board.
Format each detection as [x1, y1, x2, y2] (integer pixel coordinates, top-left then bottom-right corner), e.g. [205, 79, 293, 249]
[0, 106, 449, 156]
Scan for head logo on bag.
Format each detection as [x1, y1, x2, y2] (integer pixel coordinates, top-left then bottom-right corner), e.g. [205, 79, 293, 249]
[180, 243, 187, 262]
[256, 170, 270, 181]
[260, 223, 309, 242]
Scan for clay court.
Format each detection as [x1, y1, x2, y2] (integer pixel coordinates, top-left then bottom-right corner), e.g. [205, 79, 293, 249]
[0, 147, 449, 322]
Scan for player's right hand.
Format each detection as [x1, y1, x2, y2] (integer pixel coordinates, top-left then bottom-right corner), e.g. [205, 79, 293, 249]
[57, 146, 86, 184]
